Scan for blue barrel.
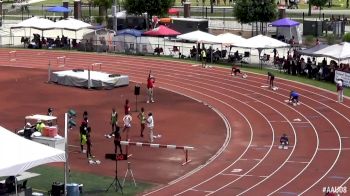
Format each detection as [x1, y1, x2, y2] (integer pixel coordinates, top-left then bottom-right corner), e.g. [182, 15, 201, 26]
[66, 183, 80, 196]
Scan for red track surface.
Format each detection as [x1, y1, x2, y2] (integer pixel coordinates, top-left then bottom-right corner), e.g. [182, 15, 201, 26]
[1, 49, 349, 195]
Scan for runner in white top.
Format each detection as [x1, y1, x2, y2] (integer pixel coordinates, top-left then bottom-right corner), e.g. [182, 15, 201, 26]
[147, 113, 154, 143]
[122, 112, 132, 140]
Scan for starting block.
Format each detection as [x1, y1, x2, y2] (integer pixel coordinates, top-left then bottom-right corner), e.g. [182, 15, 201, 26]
[278, 145, 289, 150]
[88, 158, 101, 165]
[272, 86, 278, 91]
[57, 56, 66, 67]
[9, 51, 16, 61]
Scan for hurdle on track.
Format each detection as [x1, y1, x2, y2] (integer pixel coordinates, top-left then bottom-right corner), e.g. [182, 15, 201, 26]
[9, 51, 16, 61]
[57, 56, 66, 67]
[91, 62, 102, 71]
[120, 141, 194, 165]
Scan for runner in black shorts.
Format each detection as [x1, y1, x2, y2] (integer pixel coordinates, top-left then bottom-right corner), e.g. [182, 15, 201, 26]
[267, 72, 275, 89]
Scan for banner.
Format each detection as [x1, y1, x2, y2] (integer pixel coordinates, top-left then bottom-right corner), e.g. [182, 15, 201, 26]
[335, 70, 350, 87]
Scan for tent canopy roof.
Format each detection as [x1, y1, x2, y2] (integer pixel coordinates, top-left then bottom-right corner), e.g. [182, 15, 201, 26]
[47, 6, 71, 13]
[0, 126, 65, 177]
[54, 18, 92, 31]
[314, 42, 350, 60]
[234, 34, 289, 49]
[11, 16, 56, 30]
[177, 30, 219, 43]
[216, 33, 246, 45]
[271, 18, 300, 27]
[143, 25, 180, 37]
[297, 43, 329, 57]
[117, 29, 142, 37]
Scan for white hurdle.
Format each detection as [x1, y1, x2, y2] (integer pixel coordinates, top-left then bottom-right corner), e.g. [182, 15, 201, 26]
[57, 56, 66, 67]
[9, 51, 16, 61]
[91, 62, 102, 71]
[120, 141, 194, 165]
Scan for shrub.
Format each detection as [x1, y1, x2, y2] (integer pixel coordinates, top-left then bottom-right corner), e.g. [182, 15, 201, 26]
[343, 33, 350, 42]
[326, 34, 336, 45]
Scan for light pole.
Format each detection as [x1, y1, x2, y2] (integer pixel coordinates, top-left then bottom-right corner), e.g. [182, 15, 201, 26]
[112, 0, 117, 33]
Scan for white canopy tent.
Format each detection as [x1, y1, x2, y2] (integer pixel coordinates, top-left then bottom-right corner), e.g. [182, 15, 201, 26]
[54, 18, 92, 31]
[11, 17, 55, 30]
[0, 126, 66, 177]
[234, 34, 290, 68]
[216, 33, 246, 45]
[314, 42, 350, 61]
[177, 30, 219, 44]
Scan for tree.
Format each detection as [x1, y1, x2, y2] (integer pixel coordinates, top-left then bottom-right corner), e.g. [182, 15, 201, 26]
[122, 0, 175, 19]
[93, 0, 113, 23]
[308, 0, 328, 16]
[234, 0, 277, 34]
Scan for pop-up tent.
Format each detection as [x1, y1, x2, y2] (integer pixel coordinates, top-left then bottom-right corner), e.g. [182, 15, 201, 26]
[271, 18, 302, 44]
[297, 43, 329, 57]
[177, 30, 219, 43]
[314, 42, 350, 61]
[234, 34, 289, 68]
[0, 126, 65, 177]
[216, 32, 246, 45]
[143, 25, 180, 37]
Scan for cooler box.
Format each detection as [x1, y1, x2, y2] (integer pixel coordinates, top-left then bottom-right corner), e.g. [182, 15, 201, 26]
[42, 126, 58, 137]
[67, 183, 80, 196]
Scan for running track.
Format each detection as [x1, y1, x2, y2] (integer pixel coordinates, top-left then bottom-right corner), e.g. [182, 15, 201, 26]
[1, 49, 350, 195]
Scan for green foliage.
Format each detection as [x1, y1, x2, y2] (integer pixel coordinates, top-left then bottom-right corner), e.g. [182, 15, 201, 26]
[123, 0, 175, 18]
[233, 0, 253, 23]
[326, 34, 336, 45]
[304, 35, 315, 46]
[93, 0, 112, 8]
[233, 0, 277, 23]
[95, 16, 104, 24]
[343, 32, 350, 42]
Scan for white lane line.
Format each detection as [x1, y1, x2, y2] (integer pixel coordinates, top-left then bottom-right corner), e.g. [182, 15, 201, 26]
[222, 173, 268, 178]
[190, 189, 213, 193]
[286, 161, 310, 164]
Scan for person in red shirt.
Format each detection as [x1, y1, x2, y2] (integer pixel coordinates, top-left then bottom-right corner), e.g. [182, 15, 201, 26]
[124, 99, 130, 115]
[147, 71, 155, 103]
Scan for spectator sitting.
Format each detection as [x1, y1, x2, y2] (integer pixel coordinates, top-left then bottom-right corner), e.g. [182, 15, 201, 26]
[279, 134, 289, 149]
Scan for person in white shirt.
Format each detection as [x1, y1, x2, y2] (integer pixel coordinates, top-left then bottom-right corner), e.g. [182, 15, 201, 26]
[122, 111, 132, 140]
[147, 112, 154, 143]
[336, 78, 344, 103]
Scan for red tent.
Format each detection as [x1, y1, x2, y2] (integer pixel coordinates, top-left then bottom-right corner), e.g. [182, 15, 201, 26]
[168, 8, 179, 15]
[143, 25, 181, 37]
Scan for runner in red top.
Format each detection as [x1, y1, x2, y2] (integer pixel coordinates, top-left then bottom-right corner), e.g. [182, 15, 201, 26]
[147, 70, 155, 103]
[124, 99, 130, 115]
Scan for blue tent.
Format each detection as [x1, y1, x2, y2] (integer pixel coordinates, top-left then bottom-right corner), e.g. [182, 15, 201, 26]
[116, 29, 142, 37]
[47, 6, 71, 13]
[271, 18, 300, 27]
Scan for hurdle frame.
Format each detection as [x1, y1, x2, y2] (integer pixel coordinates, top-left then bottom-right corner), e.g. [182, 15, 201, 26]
[9, 50, 16, 61]
[120, 141, 194, 165]
[57, 56, 66, 67]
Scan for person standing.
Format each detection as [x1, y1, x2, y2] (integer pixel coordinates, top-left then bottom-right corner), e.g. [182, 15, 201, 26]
[83, 111, 89, 124]
[122, 111, 132, 140]
[111, 108, 118, 133]
[267, 72, 275, 89]
[124, 99, 131, 115]
[336, 78, 344, 103]
[86, 127, 94, 159]
[147, 71, 155, 103]
[137, 107, 146, 137]
[80, 121, 88, 153]
[147, 112, 154, 143]
[201, 49, 207, 68]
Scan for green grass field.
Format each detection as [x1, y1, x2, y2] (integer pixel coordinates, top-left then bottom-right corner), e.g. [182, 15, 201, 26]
[1, 165, 153, 196]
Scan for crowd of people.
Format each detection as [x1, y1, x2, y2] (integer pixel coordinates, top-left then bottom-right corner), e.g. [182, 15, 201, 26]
[273, 48, 350, 82]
